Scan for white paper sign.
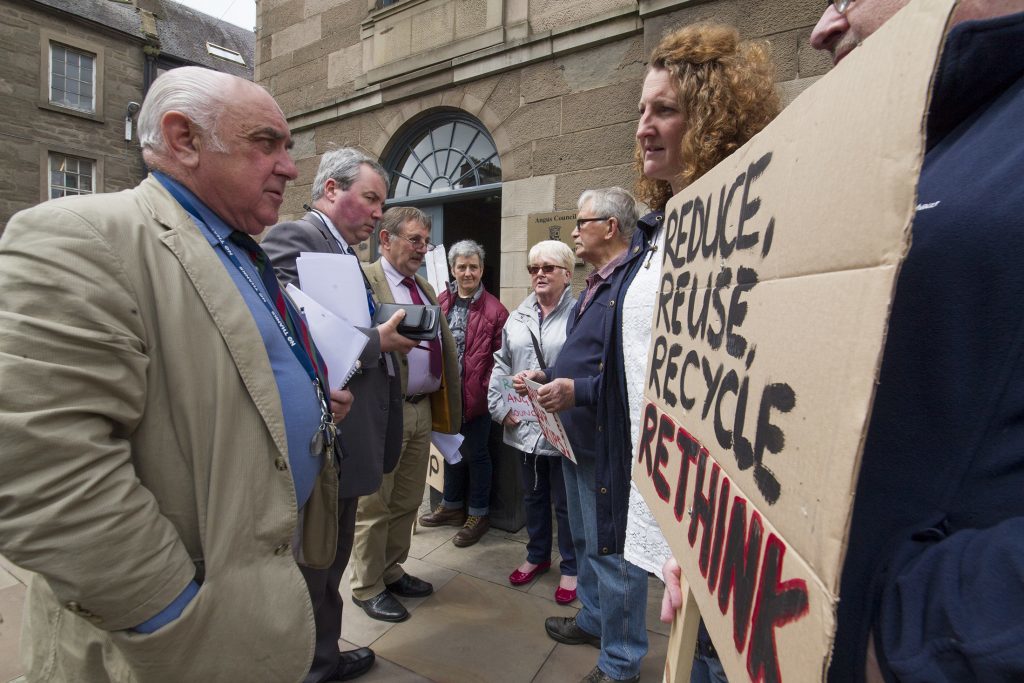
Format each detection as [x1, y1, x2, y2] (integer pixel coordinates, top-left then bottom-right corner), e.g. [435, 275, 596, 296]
[285, 284, 369, 390]
[524, 378, 576, 463]
[498, 375, 538, 422]
[295, 251, 371, 327]
[426, 243, 449, 296]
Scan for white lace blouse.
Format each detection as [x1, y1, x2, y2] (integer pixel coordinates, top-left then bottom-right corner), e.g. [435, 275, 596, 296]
[621, 220, 672, 582]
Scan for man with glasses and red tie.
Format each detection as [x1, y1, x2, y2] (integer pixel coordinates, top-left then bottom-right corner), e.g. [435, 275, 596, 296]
[263, 147, 420, 682]
[348, 206, 462, 624]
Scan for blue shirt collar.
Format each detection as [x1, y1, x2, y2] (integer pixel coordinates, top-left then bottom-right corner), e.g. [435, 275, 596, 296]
[152, 171, 234, 246]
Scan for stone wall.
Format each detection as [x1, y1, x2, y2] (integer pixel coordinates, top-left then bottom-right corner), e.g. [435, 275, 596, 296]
[0, 0, 146, 231]
[257, 0, 835, 307]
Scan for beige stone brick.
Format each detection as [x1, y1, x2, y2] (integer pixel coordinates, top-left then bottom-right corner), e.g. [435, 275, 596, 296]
[530, 0, 635, 34]
[272, 15, 322, 60]
[520, 61, 570, 104]
[328, 43, 363, 90]
[294, 153, 322, 186]
[272, 55, 329, 97]
[455, 0, 488, 38]
[777, 75, 820, 109]
[798, 30, 835, 78]
[501, 175, 556, 218]
[462, 76, 500, 106]
[262, 0, 304, 36]
[501, 144, 534, 182]
[557, 36, 646, 94]
[373, 17, 412, 65]
[500, 250, 530, 288]
[492, 98, 561, 151]
[645, 0, 822, 51]
[554, 163, 638, 208]
[766, 28, 801, 81]
[483, 72, 521, 125]
[500, 215, 528, 252]
[292, 129, 317, 160]
[532, 120, 635, 176]
[292, 24, 360, 68]
[500, 287, 531, 310]
[561, 78, 642, 134]
[315, 117, 364, 153]
[411, 3, 455, 54]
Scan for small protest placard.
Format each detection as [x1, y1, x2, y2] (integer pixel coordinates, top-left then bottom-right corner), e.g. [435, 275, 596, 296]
[498, 375, 538, 422]
[524, 378, 576, 464]
[633, 1, 957, 681]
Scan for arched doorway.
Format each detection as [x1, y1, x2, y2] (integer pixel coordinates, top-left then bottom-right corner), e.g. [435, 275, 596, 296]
[382, 111, 502, 294]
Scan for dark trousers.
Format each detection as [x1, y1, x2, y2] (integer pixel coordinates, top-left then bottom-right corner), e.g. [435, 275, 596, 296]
[442, 413, 493, 515]
[518, 450, 576, 577]
[301, 495, 358, 683]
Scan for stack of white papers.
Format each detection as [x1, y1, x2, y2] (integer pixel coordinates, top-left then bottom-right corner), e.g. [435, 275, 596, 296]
[295, 252, 371, 327]
[286, 284, 368, 390]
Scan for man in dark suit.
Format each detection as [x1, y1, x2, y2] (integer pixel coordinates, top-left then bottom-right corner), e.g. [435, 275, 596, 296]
[263, 148, 416, 682]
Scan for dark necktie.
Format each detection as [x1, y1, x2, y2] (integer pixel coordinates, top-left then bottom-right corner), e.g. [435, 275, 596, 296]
[401, 276, 442, 378]
[345, 245, 376, 318]
[229, 232, 329, 387]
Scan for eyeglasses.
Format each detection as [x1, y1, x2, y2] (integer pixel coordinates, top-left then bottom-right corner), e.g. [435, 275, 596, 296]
[828, 0, 853, 14]
[390, 232, 436, 251]
[527, 264, 568, 275]
[575, 216, 609, 230]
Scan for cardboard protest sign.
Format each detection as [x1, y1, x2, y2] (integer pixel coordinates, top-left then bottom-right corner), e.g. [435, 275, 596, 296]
[633, 1, 957, 681]
[524, 378, 576, 463]
[498, 375, 538, 422]
[427, 444, 445, 493]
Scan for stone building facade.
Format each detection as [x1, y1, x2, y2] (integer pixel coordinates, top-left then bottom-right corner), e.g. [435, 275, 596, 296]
[257, 0, 833, 307]
[0, 0, 254, 230]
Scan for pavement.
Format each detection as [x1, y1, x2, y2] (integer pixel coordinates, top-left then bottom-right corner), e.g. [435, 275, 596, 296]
[0, 487, 671, 682]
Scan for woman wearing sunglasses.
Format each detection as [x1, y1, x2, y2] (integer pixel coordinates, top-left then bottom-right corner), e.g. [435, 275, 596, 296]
[487, 240, 580, 603]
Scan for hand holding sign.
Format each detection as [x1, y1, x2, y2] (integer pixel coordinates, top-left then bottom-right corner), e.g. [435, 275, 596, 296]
[524, 378, 576, 464]
[537, 378, 575, 412]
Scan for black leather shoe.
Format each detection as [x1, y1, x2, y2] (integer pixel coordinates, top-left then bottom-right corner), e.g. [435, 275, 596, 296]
[385, 573, 434, 598]
[326, 647, 375, 681]
[545, 616, 600, 648]
[352, 591, 409, 622]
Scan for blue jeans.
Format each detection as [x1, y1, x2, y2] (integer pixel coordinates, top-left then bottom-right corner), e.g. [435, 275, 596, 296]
[442, 413, 493, 516]
[563, 453, 649, 679]
[690, 653, 727, 683]
[518, 451, 576, 576]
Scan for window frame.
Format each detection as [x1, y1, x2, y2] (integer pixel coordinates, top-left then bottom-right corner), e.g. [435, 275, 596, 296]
[38, 30, 105, 122]
[40, 148, 104, 202]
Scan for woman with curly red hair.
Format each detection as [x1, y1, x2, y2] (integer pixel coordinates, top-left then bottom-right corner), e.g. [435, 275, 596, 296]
[597, 22, 780, 683]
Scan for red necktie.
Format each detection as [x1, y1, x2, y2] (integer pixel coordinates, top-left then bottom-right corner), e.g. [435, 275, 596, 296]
[401, 277, 442, 378]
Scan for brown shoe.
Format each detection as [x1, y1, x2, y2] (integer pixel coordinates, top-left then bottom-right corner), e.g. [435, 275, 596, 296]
[419, 504, 467, 528]
[453, 515, 490, 547]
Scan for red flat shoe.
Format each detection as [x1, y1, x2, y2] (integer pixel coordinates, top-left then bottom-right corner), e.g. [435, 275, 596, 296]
[509, 560, 551, 586]
[554, 586, 577, 605]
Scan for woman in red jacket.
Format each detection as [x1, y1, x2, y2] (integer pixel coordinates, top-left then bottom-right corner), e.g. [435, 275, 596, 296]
[419, 239, 509, 547]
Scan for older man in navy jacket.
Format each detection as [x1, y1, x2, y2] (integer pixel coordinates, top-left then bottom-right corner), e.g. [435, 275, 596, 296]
[521, 187, 649, 683]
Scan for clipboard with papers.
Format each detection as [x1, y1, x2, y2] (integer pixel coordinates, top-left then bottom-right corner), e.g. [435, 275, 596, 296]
[286, 284, 369, 389]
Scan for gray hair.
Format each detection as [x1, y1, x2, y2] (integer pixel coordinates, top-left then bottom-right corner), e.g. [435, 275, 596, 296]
[578, 187, 639, 242]
[448, 239, 485, 269]
[138, 66, 235, 157]
[528, 240, 575, 273]
[311, 147, 388, 202]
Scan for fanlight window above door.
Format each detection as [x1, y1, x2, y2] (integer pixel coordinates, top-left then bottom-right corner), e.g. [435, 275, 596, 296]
[388, 116, 501, 199]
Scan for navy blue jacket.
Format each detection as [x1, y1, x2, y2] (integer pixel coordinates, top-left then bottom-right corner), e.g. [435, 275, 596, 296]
[546, 240, 645, 467]
[589, 215, 659, 556]
[830, 13, 1024, 682]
